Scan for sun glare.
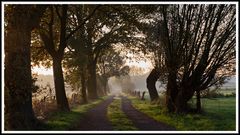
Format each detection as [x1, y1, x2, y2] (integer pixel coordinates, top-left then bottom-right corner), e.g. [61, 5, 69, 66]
[32, 66, 53, 75]
[125, 59, 153, 74]
[126, 60, 152, 69]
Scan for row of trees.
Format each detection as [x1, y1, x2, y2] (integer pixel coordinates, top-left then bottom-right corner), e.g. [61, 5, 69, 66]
[4, 5, 140, 130]
[144, 5, 236, 113]
[4, 4, 236, 130]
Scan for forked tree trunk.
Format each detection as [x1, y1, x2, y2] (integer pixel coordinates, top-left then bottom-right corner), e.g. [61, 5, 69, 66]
[39, 5, 70, 111]
[4, 6, 46, 130]
[52, 57, 70, 111]
[146, 68, 160, 101]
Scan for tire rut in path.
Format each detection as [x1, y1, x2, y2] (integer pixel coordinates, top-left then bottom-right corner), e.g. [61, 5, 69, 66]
[73, 96, 114, 131]
[121, 96, 176, 131]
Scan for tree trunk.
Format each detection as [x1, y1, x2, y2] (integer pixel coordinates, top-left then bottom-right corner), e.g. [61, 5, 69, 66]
[52, 57, 70, 111]
[102, 77, 108, 96]
[96, 76, 104, 96]
[146, 68, 160, 101]
[80, 71, 87, 104]
[4, 6, 46, 130]
[174, 90, 188, 113]
[141, 91, 146, 100]
[166, 70, 178, 112]
[196, 90, 201, 113]
[5, 24, 37, 130]
[87, 62, 98, 99]
[106, 84, 110, 94]
[174, 88, 195, 113]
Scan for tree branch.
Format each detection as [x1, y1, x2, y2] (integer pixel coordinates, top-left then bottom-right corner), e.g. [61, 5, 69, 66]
[55, 5, 62, 20]
[65, 5, 101, 41]
[58, 5, 68, 54]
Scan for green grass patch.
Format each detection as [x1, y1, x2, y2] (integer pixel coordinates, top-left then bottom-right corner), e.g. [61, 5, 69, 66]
[107, 97, 138, 130]
[219, 89, 235, 95]
[45, 96, 107, 130]
[130, 96, 236, 131]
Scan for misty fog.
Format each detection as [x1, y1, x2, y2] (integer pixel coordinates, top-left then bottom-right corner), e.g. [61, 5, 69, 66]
[34, 72, 236, 100]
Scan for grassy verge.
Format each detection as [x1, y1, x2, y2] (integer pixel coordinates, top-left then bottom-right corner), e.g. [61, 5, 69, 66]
[129, 96, 236, 131]
[107, 97, 138, 130]
[44, 96, 107, 130]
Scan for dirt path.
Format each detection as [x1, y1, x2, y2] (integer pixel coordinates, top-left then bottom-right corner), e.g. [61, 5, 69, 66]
[121, 96, 176, 131]
[72, 95, 175, 131]
[73, 96, 114, 131]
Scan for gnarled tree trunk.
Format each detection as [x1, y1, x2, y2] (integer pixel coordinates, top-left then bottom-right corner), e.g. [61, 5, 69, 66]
[146, 68, 160, 101]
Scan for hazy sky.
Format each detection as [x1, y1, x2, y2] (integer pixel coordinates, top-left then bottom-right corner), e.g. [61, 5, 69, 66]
[32, 58, 153, 75]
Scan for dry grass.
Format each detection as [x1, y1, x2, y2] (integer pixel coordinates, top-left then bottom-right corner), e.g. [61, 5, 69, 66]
[32, 98, 58, 121]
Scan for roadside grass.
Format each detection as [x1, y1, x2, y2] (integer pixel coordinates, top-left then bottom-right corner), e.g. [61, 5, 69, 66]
[129, 96, 236, 131]
[44, 96, 107, 130]
[194, 97, 236, 130]
[107, 97, 138, 130]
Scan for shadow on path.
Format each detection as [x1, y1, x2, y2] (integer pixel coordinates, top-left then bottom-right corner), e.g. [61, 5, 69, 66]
[73, 96, 114, 131]
[121, 96, 176, 131]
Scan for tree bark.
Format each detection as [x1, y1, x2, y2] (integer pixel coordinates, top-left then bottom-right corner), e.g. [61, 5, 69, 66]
[52, 57, 70, 111]
[174, 90, 188, 113]
[146, 68, 160, 101]
[174, 88, 195, 113]
[80, 71, 87, 104]
[166, 70, 178, 112]
[4, 6, 46, 130]
[96, 76, 104, 96]
[39, 5, 70, 111]
[196, 90, 201, 113]
[87, 62, 98, 99]
[102, 77, 108, 96]
[5, 24, 36, 130]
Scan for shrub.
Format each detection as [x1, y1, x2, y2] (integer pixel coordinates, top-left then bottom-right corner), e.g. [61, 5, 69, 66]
[201, 89, 224, 98]
[32, 98, 58, 121]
